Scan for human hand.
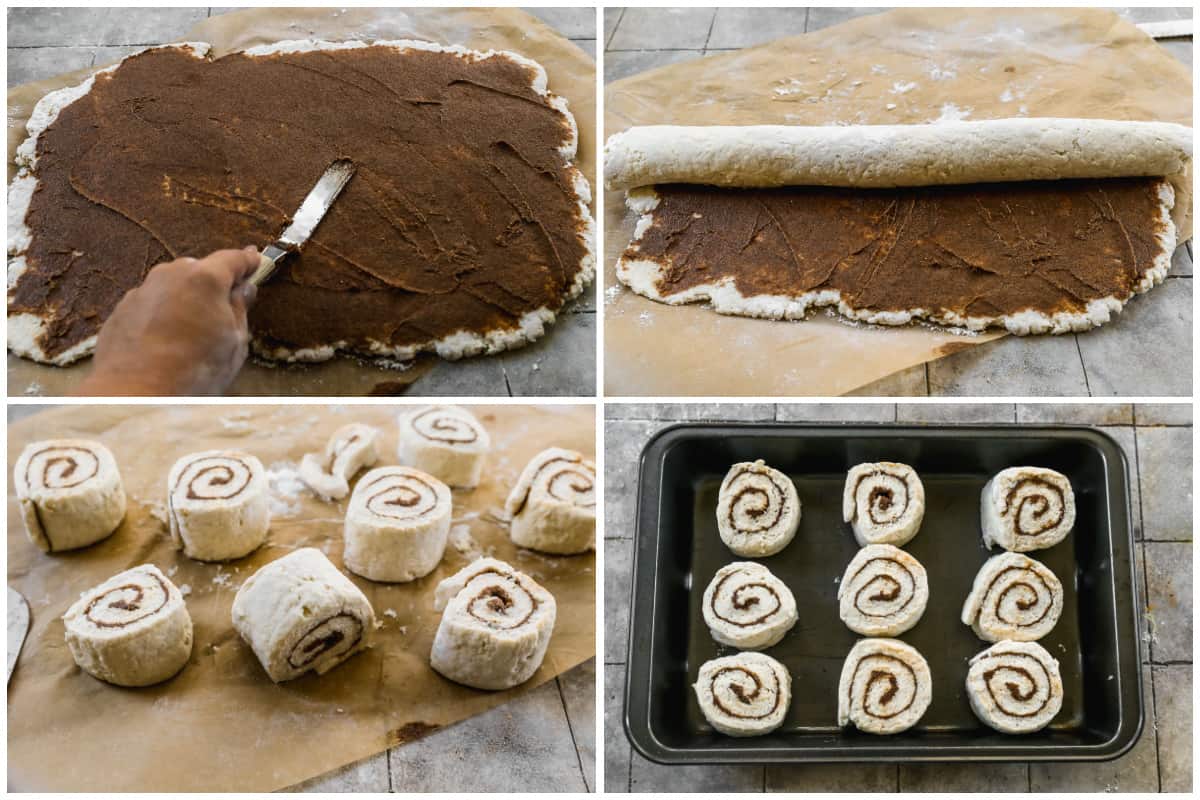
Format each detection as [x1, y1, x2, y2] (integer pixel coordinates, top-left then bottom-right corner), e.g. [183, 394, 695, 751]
[75, 247, 261, 396]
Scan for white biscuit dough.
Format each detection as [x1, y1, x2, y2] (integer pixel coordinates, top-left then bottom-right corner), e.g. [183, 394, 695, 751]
[843, 462, 926, 547]
[716, 460, 801, 557]
[966, 640, 1063, 734]
[702, 562, 798, 650]
[838, 544, 929, 637]
[837, 638, 932, 734]
[167, 450, 271, 561]
[981, 466, 1076, 552]
[694, 652, 791, 737]
[505, 447, 596, 555]
[962, 552, 1063, 643]
[397, 405, 490, 488]
[14, 438, 126, 553]
[299, 423, 380, 501]
[343, 466, 452, 583]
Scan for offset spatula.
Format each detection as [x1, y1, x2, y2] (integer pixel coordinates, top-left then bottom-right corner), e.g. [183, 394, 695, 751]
[249, 159, 356, 286]
[8, 587, 29, 683]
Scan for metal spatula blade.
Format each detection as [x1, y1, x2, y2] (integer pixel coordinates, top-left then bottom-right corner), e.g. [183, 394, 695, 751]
[249, 158, 356, 286]
[8, 586, 29, 683]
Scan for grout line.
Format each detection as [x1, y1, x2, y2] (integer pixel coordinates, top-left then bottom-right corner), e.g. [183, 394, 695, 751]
[386, 742, 395, 792]
[1150, 664, 1163, 791]
[701, 9, 718, 54]
[803, 7, 812, 33]
[1073, 334, 1093, 397]
[556, 676, 591, 792]
[605, 7, 626, 49]
[923, 362, 932, 396]
[1148, 659, 1195, 666]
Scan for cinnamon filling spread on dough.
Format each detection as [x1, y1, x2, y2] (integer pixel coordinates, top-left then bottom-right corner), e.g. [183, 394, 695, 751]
[627, 178, 1169, 320]
[11, 45, 590, 360]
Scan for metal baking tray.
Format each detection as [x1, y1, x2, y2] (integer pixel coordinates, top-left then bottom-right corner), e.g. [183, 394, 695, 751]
[624, 424, 1142, 763]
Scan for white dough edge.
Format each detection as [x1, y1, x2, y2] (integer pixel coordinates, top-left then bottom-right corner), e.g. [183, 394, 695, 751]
[615, 182, 1177, 336]
[603, 119, 1195, 191]
[8, 39, 596, 366]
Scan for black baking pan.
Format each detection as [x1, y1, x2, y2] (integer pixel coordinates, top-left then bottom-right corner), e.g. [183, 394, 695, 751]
[624, 424, 1142, 763]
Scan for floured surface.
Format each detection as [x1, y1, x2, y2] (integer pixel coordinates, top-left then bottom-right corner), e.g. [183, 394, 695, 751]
[6, 7, 597, 395]
[6, 404, 595, 792]
[604, 7, 1192, 396]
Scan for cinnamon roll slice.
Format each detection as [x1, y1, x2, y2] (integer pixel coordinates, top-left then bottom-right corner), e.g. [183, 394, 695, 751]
[14, 438, 126, 552]
[981, 467, 1076, 552]
[167, 450, 270, 561]
[694, 652, 791, 737]
[62, 564, 192, 686]
[343, 466, 452, 583]
[430, 558, 556, 690]
[961, 552, 1063, 642]
[397, 405, 490, 489]
[966, 640, 1063, 733]
[838, 544, 929, 637]
[299, 423, 380, 501]
[702, 562, 798, 649]
[232, 548, 375, 682]
[837, 638, 932, 734]
[842, 462, 925, 548]
[505, 447, 596, 555]
[716, 460, 801, 557]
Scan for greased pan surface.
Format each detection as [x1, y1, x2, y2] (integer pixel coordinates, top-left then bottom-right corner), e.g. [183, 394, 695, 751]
[625, 424, 1141, 763]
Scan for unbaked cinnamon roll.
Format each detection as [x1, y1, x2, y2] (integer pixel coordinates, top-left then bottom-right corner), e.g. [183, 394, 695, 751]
[961, 552, 1063, 642]
[299, 423, 380, 501]
[693, 652, 791, 736]
[343, 466, 452, 582]
[62, 564, 192, 686]
[702, 562, 798, 649]
[966, 640, 1063, 733]
[842, 462, 925, 547]
[14, 438, 125, 552]
[397, 405, 490, 488]
[167, 450, 270, 561]
[506, 447, 596, 554]
[838, 544, 929, 637]
[430, 558, 556, 690]
[837, 638, 932, 734]
[980, 467, 1075, 552]
[716, 460, 801, 557]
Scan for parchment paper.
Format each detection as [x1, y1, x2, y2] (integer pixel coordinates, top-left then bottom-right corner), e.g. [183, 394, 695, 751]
[6, 7, 596, 397]
[6, 404, 595, 792]
[604, 7, 1193, 397]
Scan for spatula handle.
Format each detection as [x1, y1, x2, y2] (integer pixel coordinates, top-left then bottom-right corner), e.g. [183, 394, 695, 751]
[248, 244, 288, 286]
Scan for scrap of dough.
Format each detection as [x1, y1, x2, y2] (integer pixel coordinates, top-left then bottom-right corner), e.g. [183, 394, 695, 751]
[298, 423, 380, 501]
[604, 119, 1193, 190]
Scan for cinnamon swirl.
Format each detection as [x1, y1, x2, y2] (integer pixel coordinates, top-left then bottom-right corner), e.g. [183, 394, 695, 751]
[966, 640, 1063, 733]
[397, 405, 490, 489]
[838, 544, 929, 637]
[299, 423, 380, 501]
[506, 447, 596, 555]
[167, 450, 270, 561]
[962, 552, 1063, 642]
[981, 467, 1075, 552]
[430, 558, 556, 690]
[62, 564, 192, 686]
[716, 460, 801, 557]
[837, 638, 932, 734]
[231, 547, 375, 682]
[694, 652, 791, 737]
[842, 462, 925, 547]
[14, 438, 125, 552]
[702, 562, 798, 649]
[343, 466, 452, 583]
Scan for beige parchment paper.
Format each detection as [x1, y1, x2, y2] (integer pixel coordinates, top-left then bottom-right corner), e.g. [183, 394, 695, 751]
[6, 404, 595, 792]
[604, 7, 1193, 397]
[6, 7, 596, 397]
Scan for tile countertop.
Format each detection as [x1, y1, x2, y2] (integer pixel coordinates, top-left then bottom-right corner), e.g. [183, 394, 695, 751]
[7, 7, 597, 399]
[604, 403, 1193, 792]
[604, 7, 1193, 397]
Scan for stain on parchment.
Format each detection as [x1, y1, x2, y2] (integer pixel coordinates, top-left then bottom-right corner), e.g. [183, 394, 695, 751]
[936, 340, 976, 357]
[387, 721, 440, 746]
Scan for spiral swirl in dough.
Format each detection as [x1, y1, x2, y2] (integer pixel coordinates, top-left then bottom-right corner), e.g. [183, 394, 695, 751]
[167, 450, 270, 561]
[961, 552, 1063, 642]
[966, 640, 1063, 733]
[506, 447, 596, 554]
[838, 544, 929, 637]
[981, 467, 1075, 552]
[694, 652, 791, 737]
[716, 460, 801, 557]
[842, 462, 925, 547]
[397, 405, 490, 488]
[702, 562, 798, 649]
[344, 466, 452, 583]
[14, 438, 126, 553]
[837, 638, 932, 734]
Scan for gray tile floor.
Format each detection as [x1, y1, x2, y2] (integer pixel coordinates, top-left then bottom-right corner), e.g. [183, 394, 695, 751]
[605, 7, 1194, 397]
[605, 403, 1193, 792]
[7, 7, 597, 398]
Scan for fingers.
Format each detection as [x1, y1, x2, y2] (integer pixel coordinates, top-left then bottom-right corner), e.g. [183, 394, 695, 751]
[193, 248, 262, 292]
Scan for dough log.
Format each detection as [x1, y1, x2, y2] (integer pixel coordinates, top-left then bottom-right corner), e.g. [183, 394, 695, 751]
[962, 552, 1063, 642]
[430, 558, 556, 690]
[966, 640, 1063, 733]
[343, 466, 452, 583]
[62, 564, 193, 687]
[837, 638, 932, 734]
[843, 462, 925, 547]
[505, 447, 596, 554]
[397, 405, 490, 488]
[702, 562, 798, 650]
[231, 547, 375, 682]
[693, 652, 791, 737]
[14, 438, 125, 552]
[167, 450, 271, 561]
[838, 544, 928, 637]
[299, 423, 380, 501]
[981, 467, 1075, 552]
[716, 460, 801, 557]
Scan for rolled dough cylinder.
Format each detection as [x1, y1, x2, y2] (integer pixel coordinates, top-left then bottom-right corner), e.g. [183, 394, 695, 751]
[13, 438, 125, 552]
[966, 640, 1063, 733]
[693, 651, 791, 737]
[167, 450, 271, 561]
[231, 547, 375, 682]
[343, 466, 452, 582]
[505, 447, 596, 555]
[716, 459, 801, 557]
[62, 563, 193, 687]
[981, 466, 1075, 552]
[604, 119, 1194, 190]
[430, 557, 556, 690]
[842, 462, 925, 547]
[962, 552, 1063, 642]
[837, 638, 932, 734]
[702, 562, 798, 650]
[397, 405, 490, 488]
[299, 423, 380, 501]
